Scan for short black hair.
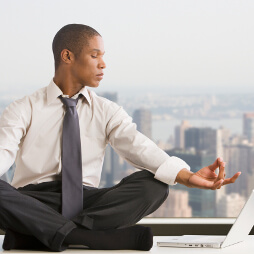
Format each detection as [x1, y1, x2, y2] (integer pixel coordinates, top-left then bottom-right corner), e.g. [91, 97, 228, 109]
[52, 24, 101, 70]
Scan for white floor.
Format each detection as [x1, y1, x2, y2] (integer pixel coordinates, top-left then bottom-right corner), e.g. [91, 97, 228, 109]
[1, 236, 254, 254]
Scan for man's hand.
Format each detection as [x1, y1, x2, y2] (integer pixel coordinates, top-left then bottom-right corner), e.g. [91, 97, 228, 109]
[175, 157, 241, 190]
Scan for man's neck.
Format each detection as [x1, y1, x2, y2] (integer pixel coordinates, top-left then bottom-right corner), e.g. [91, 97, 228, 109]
[53, 71, 83, 98]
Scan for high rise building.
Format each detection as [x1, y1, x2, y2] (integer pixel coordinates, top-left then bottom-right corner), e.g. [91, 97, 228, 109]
[99, 92, 121, 188]
[165, 149, 216, 217]
[185, 127, 217, 155]
[101, 145, 121, 187]
[243, 113, 254, 144]
[216, 126, 231, 158]
[174, 120, 191, 149]
[216, 193, 246, 217]
[148, 189, 192, 217]
[215, 127, 231, 204]
[132, 109, 152, 140]
[223, 139, 254, 198]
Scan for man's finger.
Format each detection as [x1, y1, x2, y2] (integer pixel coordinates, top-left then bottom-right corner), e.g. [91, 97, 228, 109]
[222, 172, 241, 186]
[211, 179, 224, 190]
[217, 180, 224, 189]
[208, 157, 224, 171]
[217, 162, 226, 181]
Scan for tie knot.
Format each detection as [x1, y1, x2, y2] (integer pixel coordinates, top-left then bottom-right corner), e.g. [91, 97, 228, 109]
[59, 94, 82, 108]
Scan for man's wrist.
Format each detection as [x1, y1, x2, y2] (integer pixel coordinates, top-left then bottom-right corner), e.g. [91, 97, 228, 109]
[175, 168, 194, 186]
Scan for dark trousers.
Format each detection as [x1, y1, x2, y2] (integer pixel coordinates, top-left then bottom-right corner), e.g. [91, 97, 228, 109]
[0, 170, 169, 251]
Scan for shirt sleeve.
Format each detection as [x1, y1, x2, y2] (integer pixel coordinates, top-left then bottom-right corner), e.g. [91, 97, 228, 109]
[0, 97, 31, 178]
[105, 102, 190, 185]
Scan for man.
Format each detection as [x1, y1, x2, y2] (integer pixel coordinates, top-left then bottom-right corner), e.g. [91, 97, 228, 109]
[0, 24, 241, 252]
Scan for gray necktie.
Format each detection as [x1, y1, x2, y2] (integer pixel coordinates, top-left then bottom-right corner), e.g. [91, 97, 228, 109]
[59, 94, 83, 219]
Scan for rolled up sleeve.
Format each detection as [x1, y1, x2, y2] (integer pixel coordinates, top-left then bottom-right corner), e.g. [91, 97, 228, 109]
[154, 156, 190, 185]
[105, 102, 190, 185]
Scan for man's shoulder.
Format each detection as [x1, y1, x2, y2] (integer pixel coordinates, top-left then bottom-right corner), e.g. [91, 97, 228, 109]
[24, 86, 47, 102]
[4, 86, 47, 114]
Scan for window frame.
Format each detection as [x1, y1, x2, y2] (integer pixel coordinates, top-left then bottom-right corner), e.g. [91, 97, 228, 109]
[137, 218, 254, 236]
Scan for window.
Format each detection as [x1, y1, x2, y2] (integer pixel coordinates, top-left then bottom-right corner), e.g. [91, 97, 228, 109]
[1, 0, 253, 221]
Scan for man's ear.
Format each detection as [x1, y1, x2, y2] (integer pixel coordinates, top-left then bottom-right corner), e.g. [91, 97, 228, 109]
[61, 49, 73, 64]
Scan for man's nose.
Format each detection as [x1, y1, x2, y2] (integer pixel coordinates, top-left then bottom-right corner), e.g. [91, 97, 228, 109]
[99, 58, 106, 69]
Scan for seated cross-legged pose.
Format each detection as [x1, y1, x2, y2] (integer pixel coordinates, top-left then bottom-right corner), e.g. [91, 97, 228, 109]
[0, 24, 241, 252]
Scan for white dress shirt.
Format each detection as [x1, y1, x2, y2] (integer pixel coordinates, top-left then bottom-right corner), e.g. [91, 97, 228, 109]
[0, 79, 190, 188]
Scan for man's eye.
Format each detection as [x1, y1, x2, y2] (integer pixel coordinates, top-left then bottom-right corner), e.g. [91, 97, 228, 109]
[91, 55, 97, 58]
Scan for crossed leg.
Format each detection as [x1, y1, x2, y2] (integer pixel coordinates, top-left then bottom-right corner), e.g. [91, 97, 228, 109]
[0, 170, 169, 251]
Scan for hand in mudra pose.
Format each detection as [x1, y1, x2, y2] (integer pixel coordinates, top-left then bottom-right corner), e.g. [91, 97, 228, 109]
[176, 157, 241, 190]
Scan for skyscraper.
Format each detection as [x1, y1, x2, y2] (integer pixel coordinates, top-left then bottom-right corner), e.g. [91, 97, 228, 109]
[215, 127, 231, 204]
[174, 120, 191, 149]
[185, 127, 217, 155]
[166, 149, 216, 217]
[148, 189, 192, 217]
[133, 109, 152, 140]
[98, 92, 121, 188]
[216, 193, 246, 217]
[216, 126, 231, 158]
[243, 113, 254, 144]
[223, 140, 254, 198]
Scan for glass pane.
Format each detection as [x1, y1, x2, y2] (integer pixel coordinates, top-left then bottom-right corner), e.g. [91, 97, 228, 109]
[1, 0, 253, 221]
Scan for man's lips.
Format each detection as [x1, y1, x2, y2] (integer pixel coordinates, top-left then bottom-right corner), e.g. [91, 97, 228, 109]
[96, 73, 104, 79]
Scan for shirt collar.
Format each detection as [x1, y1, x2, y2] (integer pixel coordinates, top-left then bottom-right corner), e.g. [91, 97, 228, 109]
[46, 79, 92, 106]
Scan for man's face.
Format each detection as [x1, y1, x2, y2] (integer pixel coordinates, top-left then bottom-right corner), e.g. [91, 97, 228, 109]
[71, 35, 106, 88]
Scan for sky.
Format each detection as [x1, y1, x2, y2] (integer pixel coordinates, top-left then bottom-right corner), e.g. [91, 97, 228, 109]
[0, 0, 253, 97]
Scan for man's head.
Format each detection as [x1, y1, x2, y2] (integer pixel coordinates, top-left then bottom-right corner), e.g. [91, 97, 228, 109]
[52, 24, 106, 88]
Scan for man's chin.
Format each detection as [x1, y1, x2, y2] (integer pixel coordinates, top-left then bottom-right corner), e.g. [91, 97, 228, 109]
[87, 83, 100, 88]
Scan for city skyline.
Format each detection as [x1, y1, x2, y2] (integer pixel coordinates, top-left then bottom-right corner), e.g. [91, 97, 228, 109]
[0, 92, 251, 143]
[1, 91, 253, 218]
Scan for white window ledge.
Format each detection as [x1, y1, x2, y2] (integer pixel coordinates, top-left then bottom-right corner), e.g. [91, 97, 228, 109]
[138, 218, 236, 224]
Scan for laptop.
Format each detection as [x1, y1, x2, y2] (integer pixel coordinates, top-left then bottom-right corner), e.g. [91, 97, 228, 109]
[157, 189, 254, 248]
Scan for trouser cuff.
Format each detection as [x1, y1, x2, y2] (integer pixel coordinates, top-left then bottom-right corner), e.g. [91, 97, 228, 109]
[51, 221, 77, 252]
